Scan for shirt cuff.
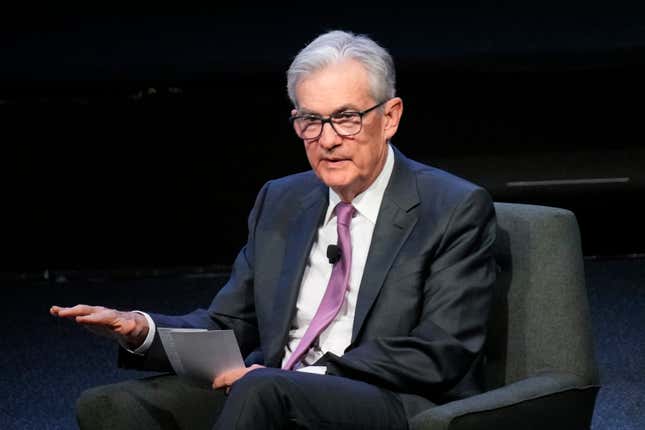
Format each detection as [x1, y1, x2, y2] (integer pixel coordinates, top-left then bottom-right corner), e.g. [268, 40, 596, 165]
[295, 365, 327, 375]
[119, 311, 156, 355]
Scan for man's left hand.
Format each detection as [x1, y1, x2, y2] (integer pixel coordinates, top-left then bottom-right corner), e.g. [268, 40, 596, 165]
[212, 364, 265, 393]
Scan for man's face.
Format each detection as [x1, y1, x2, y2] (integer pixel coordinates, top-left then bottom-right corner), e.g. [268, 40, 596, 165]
[293, 59, 402, 201]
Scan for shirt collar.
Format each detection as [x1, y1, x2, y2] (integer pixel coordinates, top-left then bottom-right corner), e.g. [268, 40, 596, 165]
[325, 144, 395, 225]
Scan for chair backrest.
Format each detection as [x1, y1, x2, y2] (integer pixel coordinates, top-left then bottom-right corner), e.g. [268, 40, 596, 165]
[485, 203, 599, 389]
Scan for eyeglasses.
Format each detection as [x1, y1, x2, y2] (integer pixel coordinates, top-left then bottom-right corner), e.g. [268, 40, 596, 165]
[290, 101, 387, 141]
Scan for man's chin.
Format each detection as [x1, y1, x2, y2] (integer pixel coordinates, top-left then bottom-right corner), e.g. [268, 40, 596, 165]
[317, 172, 350, 189]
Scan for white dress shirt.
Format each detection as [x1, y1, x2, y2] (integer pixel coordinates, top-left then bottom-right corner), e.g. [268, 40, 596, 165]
[132, 145, 395, 375]
[282, 144, 394, 372]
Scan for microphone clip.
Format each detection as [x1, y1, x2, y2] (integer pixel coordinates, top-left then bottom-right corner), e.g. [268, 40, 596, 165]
[326, 244, 341, 264]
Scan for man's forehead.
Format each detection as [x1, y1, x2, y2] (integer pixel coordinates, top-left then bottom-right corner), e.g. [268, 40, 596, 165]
[294, 60, 373, 112]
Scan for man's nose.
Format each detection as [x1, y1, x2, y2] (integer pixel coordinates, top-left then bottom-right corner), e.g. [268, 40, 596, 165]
[318, 121, 342, 149]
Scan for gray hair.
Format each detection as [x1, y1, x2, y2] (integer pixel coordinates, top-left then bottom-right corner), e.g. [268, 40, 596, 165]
[286, 30, 396, 107]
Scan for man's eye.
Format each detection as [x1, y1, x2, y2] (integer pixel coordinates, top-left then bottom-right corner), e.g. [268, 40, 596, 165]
[301, 116, 322, 123]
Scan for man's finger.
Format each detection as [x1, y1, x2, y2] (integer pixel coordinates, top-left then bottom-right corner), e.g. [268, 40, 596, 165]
[51, 305, 95, 320]
[75, 309, 117, 325]
[212, 372, 229, 389]
[53, 304, 101, 318]
[212, 365, 265, 390]
[213, 369, 238, 389]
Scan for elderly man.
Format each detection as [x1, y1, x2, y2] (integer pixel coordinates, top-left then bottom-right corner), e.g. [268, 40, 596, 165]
[52, 30, 496, 429]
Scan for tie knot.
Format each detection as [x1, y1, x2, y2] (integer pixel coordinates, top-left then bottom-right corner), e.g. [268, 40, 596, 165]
[335, 202, 355, 227]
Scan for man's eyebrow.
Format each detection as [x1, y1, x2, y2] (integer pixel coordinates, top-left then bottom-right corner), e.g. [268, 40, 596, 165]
[297, 104, 362, 116]
[331, 104, 361, 114]
[296, 108, 319, 116]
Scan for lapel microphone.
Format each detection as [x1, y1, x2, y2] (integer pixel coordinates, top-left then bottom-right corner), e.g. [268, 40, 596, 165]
[326, 244, 341, 264]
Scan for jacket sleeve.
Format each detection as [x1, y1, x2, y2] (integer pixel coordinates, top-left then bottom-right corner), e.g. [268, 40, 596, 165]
[119, 181, 272, 371]
[325, 188, 497, 402]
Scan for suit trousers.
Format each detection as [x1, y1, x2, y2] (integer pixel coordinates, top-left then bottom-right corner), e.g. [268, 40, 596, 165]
[77, 368, 409, 430]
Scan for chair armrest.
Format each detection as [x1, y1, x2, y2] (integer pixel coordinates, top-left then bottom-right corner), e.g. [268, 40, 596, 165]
[409, 372, 599, 430]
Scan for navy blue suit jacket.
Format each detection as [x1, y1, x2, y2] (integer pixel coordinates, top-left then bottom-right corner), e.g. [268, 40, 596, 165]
[122, 146, 497, 411]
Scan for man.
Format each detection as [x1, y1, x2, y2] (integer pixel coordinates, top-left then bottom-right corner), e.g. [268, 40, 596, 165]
[51, 30, 496, 429]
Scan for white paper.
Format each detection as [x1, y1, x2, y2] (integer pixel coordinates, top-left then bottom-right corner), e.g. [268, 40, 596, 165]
[158, 328, 244, 386]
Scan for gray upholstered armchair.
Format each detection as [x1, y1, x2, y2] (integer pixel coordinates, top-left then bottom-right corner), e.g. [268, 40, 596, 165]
[410, 203, 600, 430]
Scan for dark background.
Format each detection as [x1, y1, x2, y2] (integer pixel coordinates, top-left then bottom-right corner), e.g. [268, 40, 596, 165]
[2, 7, 644, 430]
[2, 6, 644, 274]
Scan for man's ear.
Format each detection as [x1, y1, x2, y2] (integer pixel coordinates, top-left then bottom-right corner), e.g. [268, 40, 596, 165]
[291, 108, 298, 117]
[383, 97, 403, 140]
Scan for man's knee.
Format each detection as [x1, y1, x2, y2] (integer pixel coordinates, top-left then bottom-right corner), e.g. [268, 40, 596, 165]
[227, 368, 301, 415]
[231, 367, 292, 401]
[77, 383, 136, 429]
[214, 369, 295, 429]
[77, 376, 226, 430]
[76, 378, 180, 430]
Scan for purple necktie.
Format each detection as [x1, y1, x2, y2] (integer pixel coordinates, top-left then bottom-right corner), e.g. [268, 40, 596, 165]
[283, 202, 355, 370]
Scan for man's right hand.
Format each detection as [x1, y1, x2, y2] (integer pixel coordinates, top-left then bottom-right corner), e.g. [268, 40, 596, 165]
[50, 305, 149, 350]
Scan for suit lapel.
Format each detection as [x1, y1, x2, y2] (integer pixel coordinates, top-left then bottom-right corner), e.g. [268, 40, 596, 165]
[267, 184, 327, 366]
[351, 149, 420, 341]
